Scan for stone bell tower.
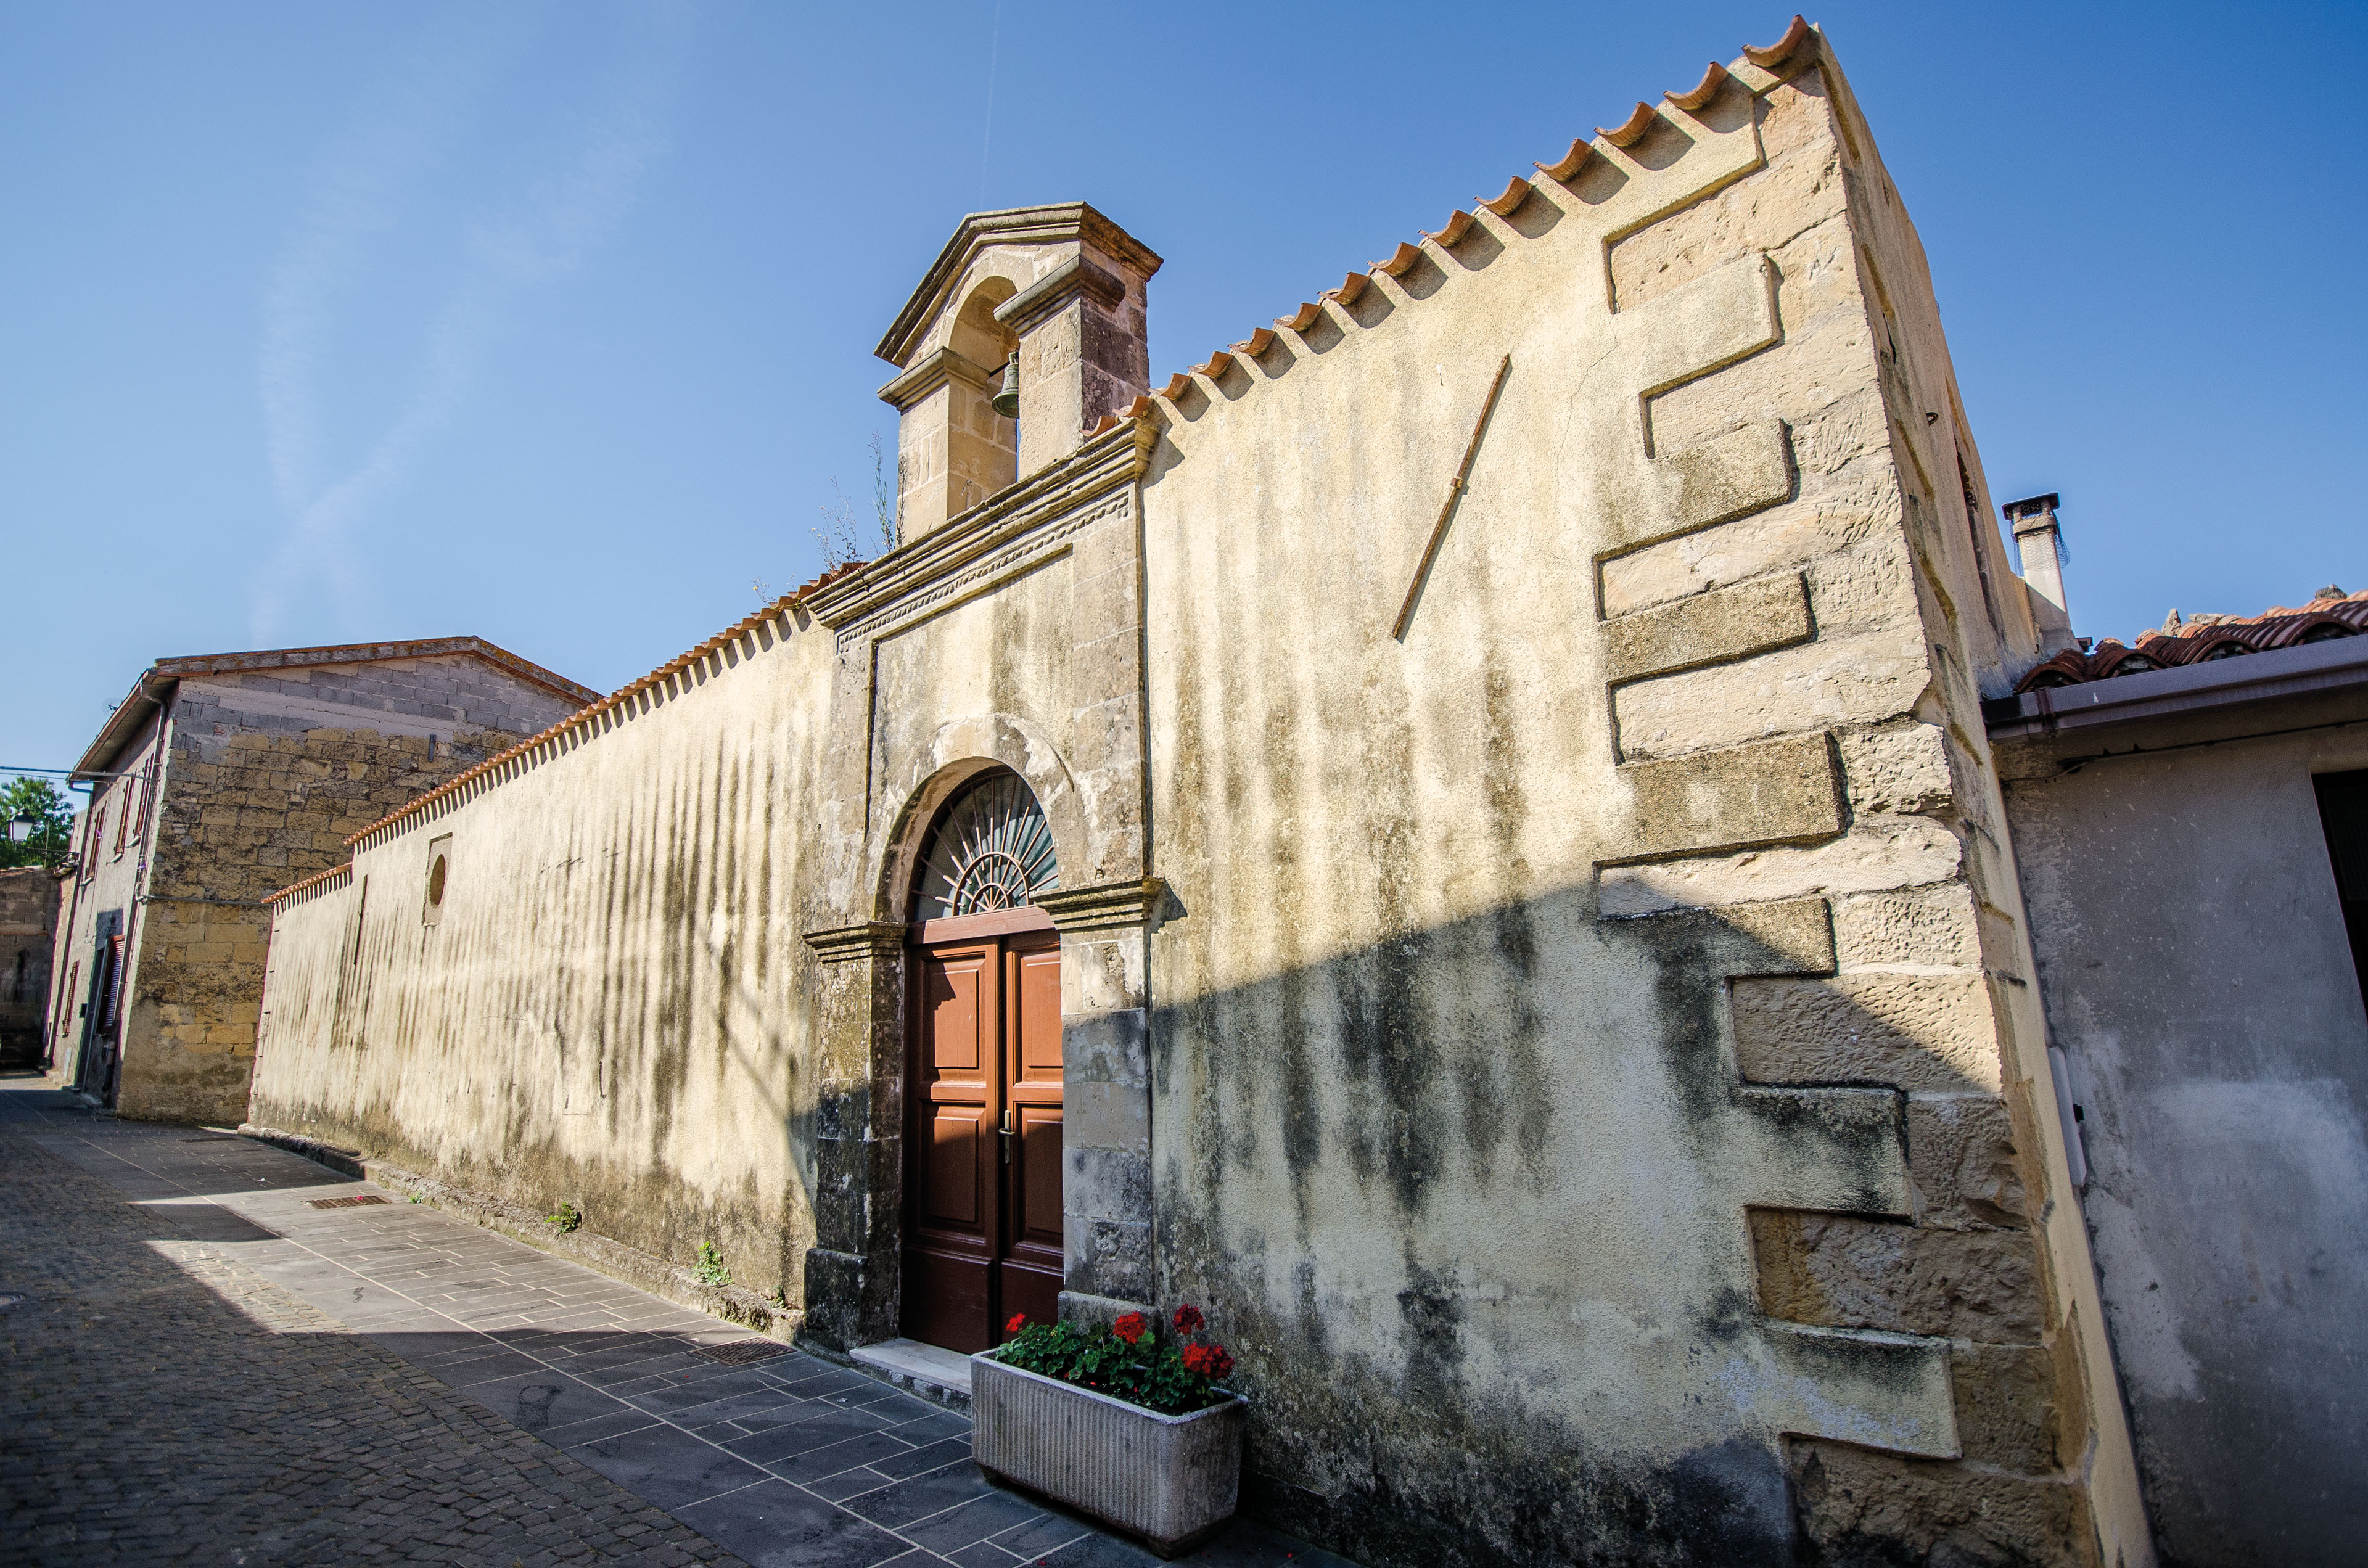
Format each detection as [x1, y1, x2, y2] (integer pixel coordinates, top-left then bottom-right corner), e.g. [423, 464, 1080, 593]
[873, 203, 1159, 543]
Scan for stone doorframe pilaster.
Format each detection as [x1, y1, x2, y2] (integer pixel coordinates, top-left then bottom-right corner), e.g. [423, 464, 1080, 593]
[797, 879, 1166, 1350]
[796, 418, 1159, 1352]
[1035, 877, 1167, 1328]
[799, 919, 906, 1350]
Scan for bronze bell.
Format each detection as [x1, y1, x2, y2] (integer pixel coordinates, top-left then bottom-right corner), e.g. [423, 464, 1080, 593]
[990, 354, 1020, 419]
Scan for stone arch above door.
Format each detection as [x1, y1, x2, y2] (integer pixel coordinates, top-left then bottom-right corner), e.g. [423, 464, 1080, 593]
[871, 715, 1095, 926]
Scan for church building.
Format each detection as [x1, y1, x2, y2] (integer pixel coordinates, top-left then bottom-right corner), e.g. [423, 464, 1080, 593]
[247, 22, 2170, 1566]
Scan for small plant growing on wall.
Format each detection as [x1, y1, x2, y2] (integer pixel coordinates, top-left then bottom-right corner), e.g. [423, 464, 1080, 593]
[545, 1200, 582, 1233]
[693, 1242, 731, 1287]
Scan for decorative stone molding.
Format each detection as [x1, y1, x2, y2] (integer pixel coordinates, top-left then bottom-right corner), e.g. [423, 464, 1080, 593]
[874, 202, 1162, 371]
[807, 421, 1152, 654]
[801, 922, 906, 965]
[877, 345, 997, 413]
[994, 253, 1127, 336]
[1036, 879, 1168, 935]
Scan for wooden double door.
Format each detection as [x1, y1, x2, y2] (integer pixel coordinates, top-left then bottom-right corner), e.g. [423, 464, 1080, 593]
[902, 926, 1065, 1353]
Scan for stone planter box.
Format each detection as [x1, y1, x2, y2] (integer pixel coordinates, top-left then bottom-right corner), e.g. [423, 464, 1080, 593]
[969, 1350, 1244, 1558]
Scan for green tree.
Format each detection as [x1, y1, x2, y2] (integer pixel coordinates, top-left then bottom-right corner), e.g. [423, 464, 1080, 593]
[0, 778, 76, 869]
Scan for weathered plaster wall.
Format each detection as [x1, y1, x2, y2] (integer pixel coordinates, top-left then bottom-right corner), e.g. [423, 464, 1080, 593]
[47, 713, 165, 1102]
[1140, 39, 2132, 1568]
[0, 866, 60, 1069]
[2000, 714, 2368, 1567]
[251, 614, 836, 1308]
[116, 655, 588, 1125]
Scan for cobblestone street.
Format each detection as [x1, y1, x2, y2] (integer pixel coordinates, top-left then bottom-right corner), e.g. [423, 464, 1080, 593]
[0, 1085, 1346, 1568]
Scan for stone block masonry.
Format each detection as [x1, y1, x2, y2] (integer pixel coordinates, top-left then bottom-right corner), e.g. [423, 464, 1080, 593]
[47, 643, 592, 1127]
[1, 866, 59, 1070]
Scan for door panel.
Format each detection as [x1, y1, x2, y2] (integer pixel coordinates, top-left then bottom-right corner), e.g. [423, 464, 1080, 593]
[998, 938, 1067, 1331]
[903, 932, 1067, 1351]
[903, 943, 998, 1353]
[925, 1109, 985, 1228]
[1016, 1105, 1064, 1250]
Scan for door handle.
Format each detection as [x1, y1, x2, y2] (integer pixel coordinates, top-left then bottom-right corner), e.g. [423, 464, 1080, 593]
[999, 1109, 1015, 1164]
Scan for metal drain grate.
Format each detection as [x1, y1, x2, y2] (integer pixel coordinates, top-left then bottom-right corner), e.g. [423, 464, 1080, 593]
[306, 1194, 391, 1209]
[696, 1339, 791, 1365]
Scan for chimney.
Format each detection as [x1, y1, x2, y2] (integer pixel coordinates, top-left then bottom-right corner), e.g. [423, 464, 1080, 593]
[2004, 493, 2077, 655]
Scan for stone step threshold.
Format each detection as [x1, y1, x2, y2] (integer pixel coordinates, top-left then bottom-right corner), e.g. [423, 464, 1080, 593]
[849, 1336, 974, 1410]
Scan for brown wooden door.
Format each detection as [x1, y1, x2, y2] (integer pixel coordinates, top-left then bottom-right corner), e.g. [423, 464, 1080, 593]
[903, 930, 1063, 1352]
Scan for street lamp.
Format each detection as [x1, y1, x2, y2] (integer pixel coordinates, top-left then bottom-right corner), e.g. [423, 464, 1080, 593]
[6, 813, 33, 845]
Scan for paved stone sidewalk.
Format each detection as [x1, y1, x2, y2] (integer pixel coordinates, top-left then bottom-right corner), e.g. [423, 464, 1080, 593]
[0, 1085, 1349, 1568]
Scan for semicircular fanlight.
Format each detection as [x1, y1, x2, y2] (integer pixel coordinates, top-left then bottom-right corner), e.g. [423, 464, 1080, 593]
[913, 771, 1059, 920]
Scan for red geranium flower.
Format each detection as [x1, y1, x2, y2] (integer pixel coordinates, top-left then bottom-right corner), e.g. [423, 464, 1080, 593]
[1181, 1343, 1234, 1380]
[1005, 1313, 1027, 1335]
[1112, 1311, 1147, 1345]
[1171, 1304, 1204, 1334]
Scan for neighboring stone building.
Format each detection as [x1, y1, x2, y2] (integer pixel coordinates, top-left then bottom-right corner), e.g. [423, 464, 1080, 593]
[47, 638, 594, 1123]
[1988, 585, 2368, 1568]
[1, 866, 60, 1071]
[247, 23, 2158, 1568]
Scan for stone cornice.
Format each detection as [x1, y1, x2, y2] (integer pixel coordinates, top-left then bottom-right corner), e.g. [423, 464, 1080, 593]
[877, 346, 995, 413]
[1036, 878, 1169, 935]
[876, 203, 1162, 369]
[994, 255, 1126, 337]
[802, 922, 905, 965]
[804, 420, 1154, 648]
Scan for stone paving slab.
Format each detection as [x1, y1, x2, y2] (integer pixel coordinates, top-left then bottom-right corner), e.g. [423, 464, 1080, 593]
[0, 1085, 1356, 1568]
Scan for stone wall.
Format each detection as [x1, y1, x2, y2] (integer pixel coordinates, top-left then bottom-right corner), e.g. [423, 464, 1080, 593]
[249, 619, 838, 1313]
[0, 866, 60, 1070]
[1138, 36, 2139, 1568]
[105, 652, 588, 1124]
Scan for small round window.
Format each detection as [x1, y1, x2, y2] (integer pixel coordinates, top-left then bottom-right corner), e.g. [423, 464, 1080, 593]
[426, 854, 448, 907]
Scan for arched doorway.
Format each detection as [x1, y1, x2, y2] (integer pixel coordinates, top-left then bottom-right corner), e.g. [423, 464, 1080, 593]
[902, 769, 1064, 1353]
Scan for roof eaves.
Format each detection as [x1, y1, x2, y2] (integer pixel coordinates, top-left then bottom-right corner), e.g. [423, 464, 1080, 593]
[1984, 633, 2368, 742]
[327, 565, 865, 858]
[147, 636, 598, 707]
[72, 670, 173, 782]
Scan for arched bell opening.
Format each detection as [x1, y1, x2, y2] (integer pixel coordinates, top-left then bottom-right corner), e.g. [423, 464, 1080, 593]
[898, 766, 1067, 1353]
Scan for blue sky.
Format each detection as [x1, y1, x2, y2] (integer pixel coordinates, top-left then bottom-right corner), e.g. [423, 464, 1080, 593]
[3, 1, 2362, 776]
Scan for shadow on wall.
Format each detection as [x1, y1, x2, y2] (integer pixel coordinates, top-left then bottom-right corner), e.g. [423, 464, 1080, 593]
[1146, 883, 1990, 1568]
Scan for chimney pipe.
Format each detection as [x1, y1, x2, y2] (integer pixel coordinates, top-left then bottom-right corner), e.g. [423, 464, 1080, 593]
[2004, 493, 2076, 655]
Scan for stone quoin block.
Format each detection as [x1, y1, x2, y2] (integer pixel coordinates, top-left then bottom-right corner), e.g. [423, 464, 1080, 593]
[1610, 731, 1844, 861]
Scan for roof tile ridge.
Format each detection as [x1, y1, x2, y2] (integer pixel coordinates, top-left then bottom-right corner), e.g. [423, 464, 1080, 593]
[1743, 14, 1812, 70]
[339, 579, 842, 850]
[264, 862, 353, 906]
[1153, 24, 1793, 419]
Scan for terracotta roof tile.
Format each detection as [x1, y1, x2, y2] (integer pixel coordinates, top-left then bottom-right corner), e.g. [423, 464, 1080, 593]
[1137, 15, 1819, 433]
[1478, 177, 1532, 217]
[1598, 102, 1659, 148]
[1536, 138, 1593, 183]
[1667, 61, 1731, 110]
[1422, 210, 1476, 247]
[2016, 589, 2368, 692]
[1745, 14, 1812, 68]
